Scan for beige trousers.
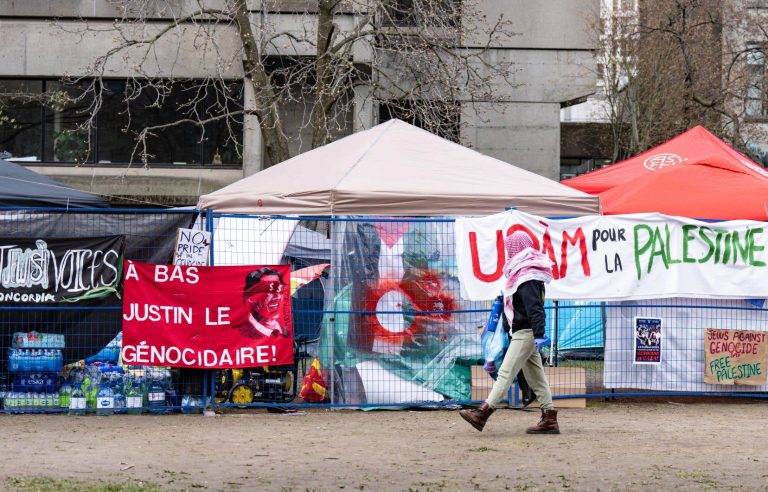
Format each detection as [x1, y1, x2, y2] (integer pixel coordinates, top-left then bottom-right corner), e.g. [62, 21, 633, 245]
[485, 329, 554, 410]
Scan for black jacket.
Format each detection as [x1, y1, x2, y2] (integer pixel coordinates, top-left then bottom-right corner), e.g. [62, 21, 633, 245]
[501, 279, 546, 339]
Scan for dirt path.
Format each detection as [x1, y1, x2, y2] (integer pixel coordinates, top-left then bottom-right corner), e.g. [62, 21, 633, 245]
[1, 401, 767, 491]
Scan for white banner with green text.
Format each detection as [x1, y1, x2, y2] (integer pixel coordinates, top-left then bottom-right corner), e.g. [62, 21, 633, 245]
[455, 211, 768, 301]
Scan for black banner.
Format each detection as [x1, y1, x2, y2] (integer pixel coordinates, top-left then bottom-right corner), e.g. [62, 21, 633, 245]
[0, 236, 124, 304]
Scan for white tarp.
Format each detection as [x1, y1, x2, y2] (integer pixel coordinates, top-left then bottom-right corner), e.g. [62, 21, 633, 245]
[212, 216, 297, 266]
[197, 120, 598, 217]
[456, 210, 768, 301]
[603, 298, 768, 391]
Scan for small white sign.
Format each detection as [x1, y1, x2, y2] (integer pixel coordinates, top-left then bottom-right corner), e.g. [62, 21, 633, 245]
[173, 228, 211, 266]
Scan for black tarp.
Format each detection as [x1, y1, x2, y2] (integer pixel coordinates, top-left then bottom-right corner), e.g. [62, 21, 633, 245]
[0, 159, 109, 208]
[0, 210, 200, 364]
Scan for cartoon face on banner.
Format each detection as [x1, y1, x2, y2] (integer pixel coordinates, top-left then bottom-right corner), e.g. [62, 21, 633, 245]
[240, 267, 289, 338]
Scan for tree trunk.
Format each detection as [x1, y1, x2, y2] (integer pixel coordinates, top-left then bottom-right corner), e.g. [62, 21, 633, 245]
[233, 0, 292, 165]
[311, 0, 337, 149]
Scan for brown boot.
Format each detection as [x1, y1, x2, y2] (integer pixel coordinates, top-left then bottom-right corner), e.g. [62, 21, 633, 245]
[459, 402, 495, 432]
[526, 408, 560, 434]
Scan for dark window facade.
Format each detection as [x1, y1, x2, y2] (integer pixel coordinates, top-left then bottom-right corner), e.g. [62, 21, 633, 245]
[0, 79, 243, 166]
[379, 99, 460, 142]
[382, 0, 461, 28]
[0, 80, 43, 161]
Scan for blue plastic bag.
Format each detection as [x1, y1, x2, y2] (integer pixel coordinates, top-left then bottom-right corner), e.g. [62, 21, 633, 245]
[481, 296, 508, 380]
[85, 331, 122, 364]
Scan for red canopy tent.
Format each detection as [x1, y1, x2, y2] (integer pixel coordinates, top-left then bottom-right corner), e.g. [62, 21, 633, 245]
[561, 126, 768, 220]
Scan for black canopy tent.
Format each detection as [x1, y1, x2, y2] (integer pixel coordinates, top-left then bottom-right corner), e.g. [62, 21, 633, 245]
[0, 159, 109, 208]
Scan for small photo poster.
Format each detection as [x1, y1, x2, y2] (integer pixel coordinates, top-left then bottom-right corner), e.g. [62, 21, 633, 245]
[634, 317, 662, 364]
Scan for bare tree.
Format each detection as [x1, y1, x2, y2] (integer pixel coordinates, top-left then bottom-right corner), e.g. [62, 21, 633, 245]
[26, 0, 515, 167]
[596, 0, 768, 162]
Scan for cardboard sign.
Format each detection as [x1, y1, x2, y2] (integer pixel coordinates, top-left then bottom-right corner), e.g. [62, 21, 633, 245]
[704, 328, 768, 385]
[173, 228, 210, 266]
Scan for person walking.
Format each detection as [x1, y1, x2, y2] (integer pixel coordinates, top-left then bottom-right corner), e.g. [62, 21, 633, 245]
[459, 231, 560, 434]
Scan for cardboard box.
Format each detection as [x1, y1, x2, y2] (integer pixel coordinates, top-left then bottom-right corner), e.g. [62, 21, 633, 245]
[470, 365, 587, 408]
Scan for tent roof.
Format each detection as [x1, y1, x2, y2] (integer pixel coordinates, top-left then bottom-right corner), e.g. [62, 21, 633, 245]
[198, 119, 598, 216]
[561, 126, 768, 220]
[0, 159, 109, 208]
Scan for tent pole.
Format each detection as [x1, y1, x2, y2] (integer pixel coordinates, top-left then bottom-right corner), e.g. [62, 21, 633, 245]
[329, 215, 336, 405]
[552, 300, 559, 367]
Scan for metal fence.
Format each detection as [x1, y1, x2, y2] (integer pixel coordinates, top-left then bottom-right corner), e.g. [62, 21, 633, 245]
[208, 214, 768, 410]
[0, 208, 208, 415]
[3, 210, 768, 416]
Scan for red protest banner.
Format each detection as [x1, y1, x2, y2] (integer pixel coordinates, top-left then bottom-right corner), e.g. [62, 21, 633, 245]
[121, 261, 293, 369]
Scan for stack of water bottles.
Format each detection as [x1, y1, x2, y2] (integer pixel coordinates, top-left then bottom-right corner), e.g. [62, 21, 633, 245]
[4, 335, 203, 415]
[64, 365, 174, 416]
[5, 331, 65, 414]
[12, 331, 65, 350]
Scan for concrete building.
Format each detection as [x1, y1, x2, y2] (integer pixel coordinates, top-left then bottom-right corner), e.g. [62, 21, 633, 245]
[560, 0, 636, 179]
[561, 0, 768, 176]
[0, 1, 598, 207]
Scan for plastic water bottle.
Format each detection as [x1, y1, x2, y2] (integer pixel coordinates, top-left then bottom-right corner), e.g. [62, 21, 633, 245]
[4, 391, 15, 414]
[82, 374, 97, 413]
[113, 391, 126, 414]
[52, 391, 61, 411]
[96, 382, 115, 416]
[59, 384, 72, 411]
[15, 391, 24, 414]
[181, 394, 204, 414]
[22, 391, 32, 414]
[39, 391, 49, 413]
[8, 349, 20, 372]
[124, 375, 143, 415]
[112, 373, 126, 414]
[166, 386, 179, 413]
[26, 373, 38, 393]
[147, 378, 166, 415]
[5, 392, 14, 414]
[44, 373, 56, 393]
[14, 391, 23, 414]
[68, 384, 86, 416]
[15, 373, 26, 393]
[12, 350, 22, 372]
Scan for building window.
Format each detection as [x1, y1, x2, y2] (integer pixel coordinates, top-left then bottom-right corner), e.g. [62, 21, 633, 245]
[745, 44, 766, 118]
[0, 79, 243, 166]
[379, 99, 461, 142]
[560, 158, 611, 180]
[0, 80, 43, 161]
[45, 81, 91, 163]
[382, 0, 461, 28]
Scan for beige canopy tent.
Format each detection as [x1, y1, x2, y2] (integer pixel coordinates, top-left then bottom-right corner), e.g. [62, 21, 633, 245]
[197, 119, 599, 216]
